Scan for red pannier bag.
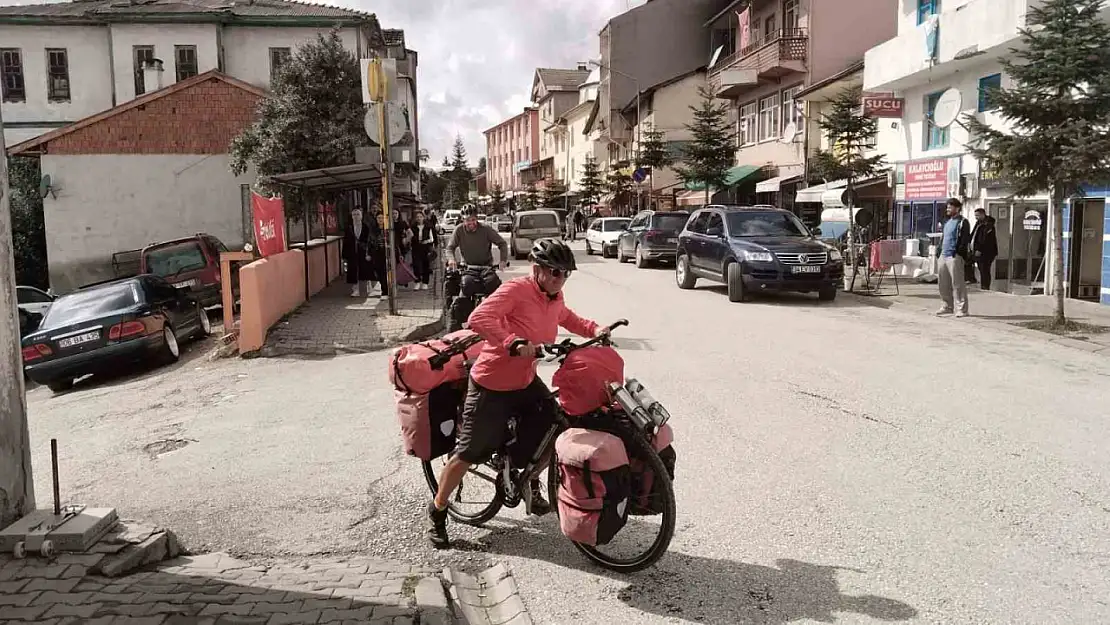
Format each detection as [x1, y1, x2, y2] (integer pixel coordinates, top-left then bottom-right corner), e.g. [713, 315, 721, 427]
[554, 428, 632, 546]
[388, 330, 488, 394]
[628, 423, 676, 516]
[396, 382, 464, 460]
[551, 346, 624, 416]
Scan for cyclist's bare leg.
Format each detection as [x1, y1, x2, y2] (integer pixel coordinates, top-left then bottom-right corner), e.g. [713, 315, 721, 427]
[434, 455, 472, 510]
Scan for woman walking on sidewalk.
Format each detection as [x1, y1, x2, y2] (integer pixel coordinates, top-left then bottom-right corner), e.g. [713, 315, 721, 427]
[409, 210, 436, 290]
[342, 207, 373, 297]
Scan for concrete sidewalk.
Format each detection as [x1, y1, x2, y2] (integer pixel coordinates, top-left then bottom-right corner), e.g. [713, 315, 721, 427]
[845, 279, 1110, 355]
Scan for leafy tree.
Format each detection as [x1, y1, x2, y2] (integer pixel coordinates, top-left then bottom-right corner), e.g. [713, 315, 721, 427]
[229, 29, 367, 218]
[675, 87, 736, 204]
[815, 84, 885, 291]
[421, 168, 449, 210]
[477, 156, 487, 174]
[489, 184, 506, 214]
[7, 157, 49, 288]
[606, 161, 635, 216]
[637, 124, 673, 208]
[522, 182, 539, 210]
[965, 0, 1110, 326]
[541, 177, 567, 208]
[577, 155, 605, 208]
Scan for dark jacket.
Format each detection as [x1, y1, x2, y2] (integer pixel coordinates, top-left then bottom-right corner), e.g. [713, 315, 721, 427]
[410, 222, 436, 250]
[342, 220, 373, 280]
[971, 219, 998, 260]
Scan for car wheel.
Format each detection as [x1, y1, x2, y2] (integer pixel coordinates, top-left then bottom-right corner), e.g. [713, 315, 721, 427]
[726, 262, 747, 303]
[161, 324, 181, 364]
[47, 379, 74, 394]
[819, 284, 838, 302]
[635, 245, 649, 269]
[617, 245, 627, 263]
[676, 254, 696, 289]
[196, 304, 212, 338]
[585, 241, 593, 255]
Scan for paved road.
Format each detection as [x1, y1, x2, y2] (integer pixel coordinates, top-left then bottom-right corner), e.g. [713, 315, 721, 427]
[24, 240, 1110, 624]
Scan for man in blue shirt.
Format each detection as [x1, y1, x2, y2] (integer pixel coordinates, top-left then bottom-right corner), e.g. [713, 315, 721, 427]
[936, 197, 972, 317]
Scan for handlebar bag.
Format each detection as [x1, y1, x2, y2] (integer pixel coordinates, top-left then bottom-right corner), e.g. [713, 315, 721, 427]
[554, 428, 631, 546]
[551, 346, 625, 416]
[395, 382, 463, 460]
[444, 270, 462, 298]
[628, 423, 676, 516]
[389, 329, 488, 394]
[460, 269, 501, 297]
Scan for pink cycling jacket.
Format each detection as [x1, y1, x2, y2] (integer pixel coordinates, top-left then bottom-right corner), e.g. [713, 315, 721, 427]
[468, 276, 600, 392]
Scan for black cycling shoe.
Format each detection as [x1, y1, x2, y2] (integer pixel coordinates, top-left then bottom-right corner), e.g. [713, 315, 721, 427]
[426, 502, 449, 549]
[528, 480, 552, 516]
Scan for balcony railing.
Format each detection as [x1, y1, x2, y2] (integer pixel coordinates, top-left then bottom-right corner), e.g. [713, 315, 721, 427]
[709, 28, 808, 98]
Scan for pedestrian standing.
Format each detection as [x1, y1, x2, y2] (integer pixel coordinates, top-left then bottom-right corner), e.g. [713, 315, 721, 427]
[342, 207, 373, 298]
[970, 210, 999, 290]
[409, 210, 436, 290]
[936, 197, 972, 317]
[370, 212, 389, 297]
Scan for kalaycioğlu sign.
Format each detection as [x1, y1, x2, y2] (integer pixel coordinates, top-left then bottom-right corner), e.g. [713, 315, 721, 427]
[903, 158, 950, 200]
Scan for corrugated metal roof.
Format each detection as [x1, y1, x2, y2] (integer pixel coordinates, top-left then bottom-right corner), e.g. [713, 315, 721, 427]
[0, 0, 372, 20]
[537, 68, 591, 91]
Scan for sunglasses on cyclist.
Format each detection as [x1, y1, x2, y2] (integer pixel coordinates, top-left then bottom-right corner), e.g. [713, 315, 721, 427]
[546, 267, 573, 279]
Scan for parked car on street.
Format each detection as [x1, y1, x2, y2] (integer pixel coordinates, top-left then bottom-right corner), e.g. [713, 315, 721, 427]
[510, 210, 562, 259]
[492, 214, 513, 234]
[21, 275, 212, 393]
[443, 209, 462, 231]
[112, 234, 236, 309]
[616, 210, 691, 267]
[675, 206, 843, 303]
[17, 285, 54, 317]
[584, 217, 631, 258]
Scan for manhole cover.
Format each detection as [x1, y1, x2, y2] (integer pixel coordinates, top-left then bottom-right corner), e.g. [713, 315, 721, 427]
[143, 438, 194, 458]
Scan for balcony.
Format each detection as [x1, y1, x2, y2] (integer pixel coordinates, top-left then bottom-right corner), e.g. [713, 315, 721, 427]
[709, 28, 808, 99]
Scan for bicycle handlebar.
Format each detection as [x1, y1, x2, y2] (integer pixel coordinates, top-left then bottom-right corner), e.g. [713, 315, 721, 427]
[507, 319, 629, 359]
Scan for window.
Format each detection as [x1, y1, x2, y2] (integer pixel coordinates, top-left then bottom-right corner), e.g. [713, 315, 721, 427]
[175, 45, 198, 81]
[45, 49, 70, 102]
[978, 73, 1002, 112]
[687, 211, 710, 234]
[570, 131, 574, 147]
[143, 242, 208, 277]
[269, 47, 291, 85]
[133, 45, 155, 95]
[17, 287, 52, 304]
[924, 90, 950, 149]
[764, 14, 777, 41]
[917, 0, 940, 25]
[780, 86, 802, 135]
[571, 158, 575, 176]
[1, 48, 26, 102]
[783, 0, 799, 31]
[726, 211, 808, 237]
[739, 101, 758, 145]
[706, 213, 724, 235]
[758, 94, 780, 142]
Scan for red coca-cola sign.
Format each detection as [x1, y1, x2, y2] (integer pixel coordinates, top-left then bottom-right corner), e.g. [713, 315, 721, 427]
[863, 94, 904, 118]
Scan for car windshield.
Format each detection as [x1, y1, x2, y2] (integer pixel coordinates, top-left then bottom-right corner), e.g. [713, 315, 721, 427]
[815, 221, 850, 241]
[39, 282, 140, 329]
[144, 242, 207, 277]
[727, 212, 810, 237]
[652, 213, 690, 232]
[519, 214, 558, 229]
[603, 219, 630, 232]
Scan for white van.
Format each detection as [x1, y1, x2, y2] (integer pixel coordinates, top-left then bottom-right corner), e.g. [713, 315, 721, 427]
[443, 210, 462, 230]
[511, 210, 562, 260]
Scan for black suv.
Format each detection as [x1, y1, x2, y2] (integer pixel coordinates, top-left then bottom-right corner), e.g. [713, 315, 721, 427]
[616, 209, 691, 267]
[675, 205, 844, 302]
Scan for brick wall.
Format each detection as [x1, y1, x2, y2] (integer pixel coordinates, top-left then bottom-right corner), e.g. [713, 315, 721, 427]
[45, 77, 260, 155]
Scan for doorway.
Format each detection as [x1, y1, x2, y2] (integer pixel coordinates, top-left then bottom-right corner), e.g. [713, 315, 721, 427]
[1068, 199, 1106, 301]
[987, 201, 1012, 292]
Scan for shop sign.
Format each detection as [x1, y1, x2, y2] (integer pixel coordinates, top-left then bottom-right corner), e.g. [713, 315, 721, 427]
[904, 158, 951, 200]
[978, 160, 1012, 189]
[863, 94, 904, 118]
[1022, 209, 1043, 231]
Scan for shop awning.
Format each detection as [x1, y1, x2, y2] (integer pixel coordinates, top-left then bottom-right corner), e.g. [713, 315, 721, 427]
[267, 162, 383, 192]
[796, 179, 848, 203]
[684, 164, 763, 191]
[756, 174, 803, 194]
[675, 189, 709, 206]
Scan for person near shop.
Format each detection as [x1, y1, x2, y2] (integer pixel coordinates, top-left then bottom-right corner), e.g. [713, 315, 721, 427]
[936, 197, 972, 317]
[409, 210, 436, 290]
[573, 210, 586, 241]
[342, 207, 373, 298]
[369, 212, 390, 297]
[969, 210, 999, 290]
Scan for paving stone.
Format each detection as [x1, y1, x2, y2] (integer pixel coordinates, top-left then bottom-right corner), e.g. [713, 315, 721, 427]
[31, 591, 93, 605]
[187, 591, 240, 604]
[2, 604, 50, 621]
[43, 602, 102, 618]
[371, 605, 412, 619]
[414, 577, 448, 610]
[249, 601, 305, 615]
[97, 603, 155, 617]
[485, 595, 528, 625]
[23, 576, 81, 593]
[266, 611, 320, 625]
[110, 617, 168, 625]
[0, 579, 29, 594]
[0, 591, 39, 607]
[318, 606, 375, 622]
[199, 603, 254, 617]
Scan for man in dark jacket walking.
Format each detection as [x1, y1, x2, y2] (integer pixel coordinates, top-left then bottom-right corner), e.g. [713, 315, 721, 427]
[343, 207, 373, 298]
[969, 209, 999, 290]
[936, 197, 972, 317]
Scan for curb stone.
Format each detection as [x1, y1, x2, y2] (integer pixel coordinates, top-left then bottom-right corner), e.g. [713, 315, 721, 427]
[444, 564, 532, 625]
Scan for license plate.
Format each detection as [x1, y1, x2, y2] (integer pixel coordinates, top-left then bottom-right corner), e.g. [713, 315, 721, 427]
[791, 265, 821, 274]
[173, 279, 198, 289]
[667, 237, 678, 244]
[58, 331, 100, 348]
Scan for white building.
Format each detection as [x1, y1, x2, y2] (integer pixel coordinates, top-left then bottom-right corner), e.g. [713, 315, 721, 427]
[546, 67, 601, 196]
[863, 0, 1110, 300]
[0, 0, 384, 146]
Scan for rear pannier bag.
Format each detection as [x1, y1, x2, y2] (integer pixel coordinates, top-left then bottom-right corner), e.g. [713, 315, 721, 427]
[389, 330, 488, 395]
[554, 428, 631, 546]
[628, 423, 676, 516]
[395, 382, 464, 460]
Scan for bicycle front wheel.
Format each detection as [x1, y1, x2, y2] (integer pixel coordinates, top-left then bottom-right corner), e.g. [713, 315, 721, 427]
[548, 425, 676, 573]
[423, 453, 504, 526]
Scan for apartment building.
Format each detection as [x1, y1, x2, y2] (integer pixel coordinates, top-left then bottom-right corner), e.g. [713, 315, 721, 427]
[546, 67, 601, 196]
[483, 108, 539, 194]
[704, 0, 897, 207]
[0, 0, 390, 146]
[524, 65, 592, 189]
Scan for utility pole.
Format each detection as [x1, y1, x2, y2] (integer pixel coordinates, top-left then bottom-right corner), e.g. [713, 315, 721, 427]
[0, 104, 36, 528]
[371, 59, 398, 315]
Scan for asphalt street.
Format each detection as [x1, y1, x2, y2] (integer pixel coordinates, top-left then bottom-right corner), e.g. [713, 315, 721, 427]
[23, 239, 1110, 624]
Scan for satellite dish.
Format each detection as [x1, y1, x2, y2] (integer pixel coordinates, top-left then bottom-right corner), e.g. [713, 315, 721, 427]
[780, 122, 798, 144]
[39, 174, 52, 199]
[932, 87, 963, 129]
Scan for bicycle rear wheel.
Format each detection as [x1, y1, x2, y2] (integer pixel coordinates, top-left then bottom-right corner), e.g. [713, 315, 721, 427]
[423, 453, 504, 525]
[548, 423, 676, 573]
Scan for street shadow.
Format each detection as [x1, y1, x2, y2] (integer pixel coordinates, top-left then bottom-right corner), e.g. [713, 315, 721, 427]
[698, 285, 894, 310]
[471, 518, 918, 624]
[53, 335, 216, 396]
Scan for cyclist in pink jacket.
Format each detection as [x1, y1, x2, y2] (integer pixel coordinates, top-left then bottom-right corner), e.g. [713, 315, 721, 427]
[426, 238, 606, 548]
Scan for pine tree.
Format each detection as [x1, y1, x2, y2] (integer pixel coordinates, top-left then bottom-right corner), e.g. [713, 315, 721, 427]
[675, 87, 736, 204]
[477, 156, 487, 174]
[814, 84, 886, 291]
[578, 155, 605, 208]
[606, 161, 634, 216]
[447, 135, 471, 203]
[489, 184, 505, 214]
[637, 124, 673, 209]
[541, 177, 567, 208]
[522, 182, 539, 210]
[965, 0, 1110, 326]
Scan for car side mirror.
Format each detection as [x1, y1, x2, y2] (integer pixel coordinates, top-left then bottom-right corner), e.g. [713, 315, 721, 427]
[706, 226, 724, 238]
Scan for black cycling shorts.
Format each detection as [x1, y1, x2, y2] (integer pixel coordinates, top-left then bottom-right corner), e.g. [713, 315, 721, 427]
[454, 376, 556, 465]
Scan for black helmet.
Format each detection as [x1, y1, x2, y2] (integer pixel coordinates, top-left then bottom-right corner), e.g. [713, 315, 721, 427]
[530, 238, 577, 272]
[461, 206, 478, 218]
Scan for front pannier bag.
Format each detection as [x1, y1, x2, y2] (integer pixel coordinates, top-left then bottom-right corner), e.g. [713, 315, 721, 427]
[554, 428, 632, 546]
